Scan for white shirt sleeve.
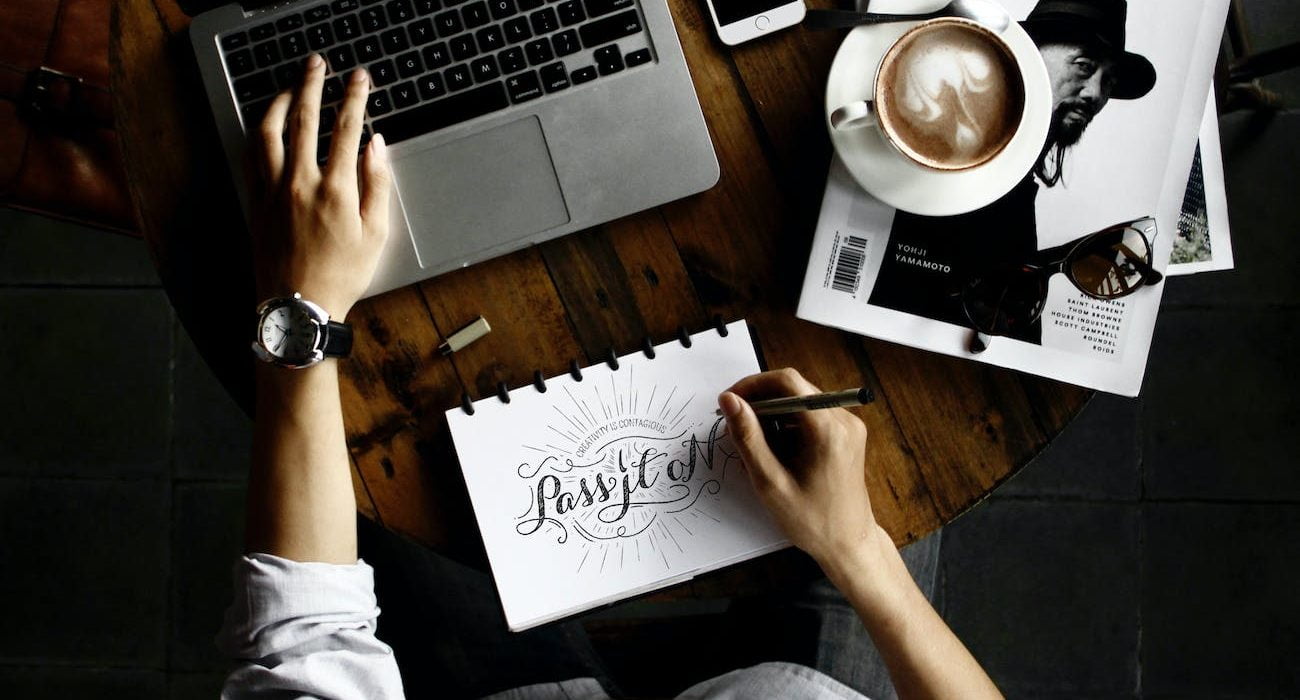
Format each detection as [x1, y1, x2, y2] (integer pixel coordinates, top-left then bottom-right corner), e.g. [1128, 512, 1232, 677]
[216, 553, 405, 700]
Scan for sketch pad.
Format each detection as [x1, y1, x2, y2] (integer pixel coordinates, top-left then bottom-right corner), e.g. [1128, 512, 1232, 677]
[446, 320, 789, 631]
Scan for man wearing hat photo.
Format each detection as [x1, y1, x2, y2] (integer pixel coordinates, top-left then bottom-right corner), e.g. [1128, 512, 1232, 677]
[867, 0, 1158, 345]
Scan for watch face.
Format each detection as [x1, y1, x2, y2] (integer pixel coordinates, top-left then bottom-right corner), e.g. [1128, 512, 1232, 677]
[259, 303, 319, 361]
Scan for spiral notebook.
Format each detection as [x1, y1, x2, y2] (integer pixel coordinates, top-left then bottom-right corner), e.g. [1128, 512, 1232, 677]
[446, 320, 789, 631]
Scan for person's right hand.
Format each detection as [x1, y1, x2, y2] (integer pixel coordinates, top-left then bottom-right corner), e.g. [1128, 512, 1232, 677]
[718, 369, 884, 571]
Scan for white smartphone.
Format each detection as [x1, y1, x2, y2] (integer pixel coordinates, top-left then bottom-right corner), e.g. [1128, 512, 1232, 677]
[703, 0, 807, 46]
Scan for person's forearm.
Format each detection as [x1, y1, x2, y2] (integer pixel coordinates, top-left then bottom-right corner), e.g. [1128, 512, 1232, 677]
[821, 527, 1002, 700]
[246, 360, 357, 564]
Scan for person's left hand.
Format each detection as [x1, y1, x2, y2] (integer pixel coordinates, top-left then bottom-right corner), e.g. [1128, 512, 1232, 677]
[247, 55, 391, 320]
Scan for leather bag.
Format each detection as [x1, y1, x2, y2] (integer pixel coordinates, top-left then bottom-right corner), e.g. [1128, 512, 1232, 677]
[0, 0, 137, 234]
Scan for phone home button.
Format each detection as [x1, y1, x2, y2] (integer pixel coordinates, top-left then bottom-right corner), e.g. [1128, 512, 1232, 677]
[754, 15, 770, 30]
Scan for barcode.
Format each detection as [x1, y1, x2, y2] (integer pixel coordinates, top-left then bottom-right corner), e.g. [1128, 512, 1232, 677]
[831, 235, 868, 295]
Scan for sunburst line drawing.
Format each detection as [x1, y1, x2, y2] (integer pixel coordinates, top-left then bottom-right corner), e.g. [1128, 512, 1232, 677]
[553, 404, 587, 434]
[657, 386, 678, 421]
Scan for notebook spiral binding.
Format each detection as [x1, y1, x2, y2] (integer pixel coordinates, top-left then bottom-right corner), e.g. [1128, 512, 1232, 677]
[458, 316, 735, 414]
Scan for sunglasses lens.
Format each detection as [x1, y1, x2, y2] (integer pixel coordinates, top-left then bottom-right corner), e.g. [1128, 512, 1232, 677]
[962, 271, 1047, 335]
[1069, 226, 1152, 298]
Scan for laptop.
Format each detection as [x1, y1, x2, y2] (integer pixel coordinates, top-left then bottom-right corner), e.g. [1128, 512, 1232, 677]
[190, 0, 719, 298]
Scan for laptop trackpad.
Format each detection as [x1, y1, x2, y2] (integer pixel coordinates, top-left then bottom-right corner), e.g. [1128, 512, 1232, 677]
[392, 116, 570, 268]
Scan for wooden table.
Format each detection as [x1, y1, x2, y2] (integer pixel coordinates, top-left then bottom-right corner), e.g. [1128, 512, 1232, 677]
[111, 0, 1088, 573]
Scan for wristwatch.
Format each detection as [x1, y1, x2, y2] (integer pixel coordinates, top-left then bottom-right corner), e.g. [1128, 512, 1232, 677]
[252, 293, 353, 369]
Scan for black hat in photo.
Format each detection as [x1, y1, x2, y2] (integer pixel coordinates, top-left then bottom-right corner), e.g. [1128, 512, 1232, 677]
[1022, 0, 1157, 100]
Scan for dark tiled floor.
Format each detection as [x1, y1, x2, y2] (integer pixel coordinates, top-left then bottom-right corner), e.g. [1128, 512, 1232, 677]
[2, 7, 1299, 696]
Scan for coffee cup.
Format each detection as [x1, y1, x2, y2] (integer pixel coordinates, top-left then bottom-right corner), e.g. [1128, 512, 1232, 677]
[830, 17, 1026, 172]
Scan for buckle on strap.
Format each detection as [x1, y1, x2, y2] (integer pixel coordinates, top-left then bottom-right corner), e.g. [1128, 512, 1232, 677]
[22, 66, 88, 126]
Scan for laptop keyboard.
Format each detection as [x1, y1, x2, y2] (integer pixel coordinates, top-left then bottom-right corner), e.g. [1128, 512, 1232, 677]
[218, 0, 654, 155]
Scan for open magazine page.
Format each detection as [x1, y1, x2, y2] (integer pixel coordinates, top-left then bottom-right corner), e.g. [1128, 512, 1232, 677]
[1169, 90, 1235, 275]
[798, 0, 1230, 396]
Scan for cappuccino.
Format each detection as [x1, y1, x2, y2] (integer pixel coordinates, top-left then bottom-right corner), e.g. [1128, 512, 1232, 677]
[875, 19, 1025, 171]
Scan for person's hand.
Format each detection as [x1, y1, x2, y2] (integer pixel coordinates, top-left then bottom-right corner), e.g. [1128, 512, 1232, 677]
[718, 368, 884, 572]
[247, 55, 391, 320]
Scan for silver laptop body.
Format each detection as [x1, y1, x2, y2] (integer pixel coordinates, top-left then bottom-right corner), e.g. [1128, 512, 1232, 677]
[191, 0, 718, 298]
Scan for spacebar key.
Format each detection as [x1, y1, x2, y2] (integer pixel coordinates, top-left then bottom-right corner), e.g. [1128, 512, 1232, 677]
[373, 83, 509, 145]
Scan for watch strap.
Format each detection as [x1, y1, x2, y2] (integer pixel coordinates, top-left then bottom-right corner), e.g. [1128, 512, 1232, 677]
[322, 320, 353, 358]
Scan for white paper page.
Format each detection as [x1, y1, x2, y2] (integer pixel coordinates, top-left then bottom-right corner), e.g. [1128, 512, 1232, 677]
[446, 321, 787, 630]
[1169, 90, 1235, 275]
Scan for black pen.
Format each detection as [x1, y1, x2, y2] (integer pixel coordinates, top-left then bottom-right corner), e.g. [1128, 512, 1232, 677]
[716, 387, 876, 416]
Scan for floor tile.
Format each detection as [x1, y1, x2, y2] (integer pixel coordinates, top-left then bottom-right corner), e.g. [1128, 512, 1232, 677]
[995, 393, 1141, 501]
[940, 500, 1139, 696]
[0, 666, 166, 699]
[173, 324, 251, 481]
[1163, 111, 1300, 308]
[1142, 503, 1300, 696]
[0, 289, 173, 477]
[0, 209, 159, 287]
[168, 672, 227, 699]
[1142, 308, 1300, 500]
[170, 484, 246, 671]
[0, 478, 169, 666]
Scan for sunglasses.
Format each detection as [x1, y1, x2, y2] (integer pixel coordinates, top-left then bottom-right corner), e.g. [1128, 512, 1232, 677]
[962, 217, 1163, 353]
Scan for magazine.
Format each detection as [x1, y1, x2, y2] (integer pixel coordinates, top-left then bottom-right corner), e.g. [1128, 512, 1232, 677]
[797, 0, 1231, 396]
[1170, 90, 1235, 275]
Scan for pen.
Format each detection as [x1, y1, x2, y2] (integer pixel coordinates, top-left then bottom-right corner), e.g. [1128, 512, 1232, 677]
[715, 387, 876, 416]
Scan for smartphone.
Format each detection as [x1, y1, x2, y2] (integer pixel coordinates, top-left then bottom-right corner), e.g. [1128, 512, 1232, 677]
[703, 0, 807, 46]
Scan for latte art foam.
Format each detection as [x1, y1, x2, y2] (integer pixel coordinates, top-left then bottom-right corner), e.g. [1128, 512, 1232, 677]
[876, 21, 1025, 171]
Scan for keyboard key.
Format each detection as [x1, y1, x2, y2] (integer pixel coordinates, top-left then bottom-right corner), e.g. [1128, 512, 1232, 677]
[391, 80, 420, 108]
[557, 0, 584, 25]
[382, 27, 410, 53]
[408, 18, 437, 44]
[489, 0, 517, 20]
[355, 36, 383, 62]
[422, 42, 452, 67]
[539, 61, 568, 92]
[221, 32, 248, 50]
[374, 82, 508, 143]
[234, 71, 276, 102]
[370, 59, 399, 85]
[323, 76, 345, 103]
[327, 44, 357, 70]
[367, 88, 394, 114]
[274, 61, 305, 89]
[451, 34, 478, 60]
[570, 65, 596, 83]
[625, 48, 650, 67]
[227, 49, 255, 76]
[498, 47, 526, 73]
[254, 41, 281, 67]
[395, 50, 423, 76]
[524, 38, 553, 65]
[444, 64, 473, 90]
[580, 10, 640, 49]
[503, 17, 532, 43]
[281, 32, 308, 58]
[582, 0, 631, 17]
[416, 0, 441, 13]
[250, 23, 276, 41]
[320, 105, 338, 134]
[334, 13, 362, 39]
[476, 25, 505, 52]
[530, 8, 558, 34]
[416, 72, 446, 99]
[242, 98, 272, 126]
[307, 24, 335, 50]
[360, 7, 388, 31]
[276, 14, 305, 31]
[471, 55, 500, 82]
[518, 0, 544, 10]
[462, 1, 491, 28]
[332, 0, 361, 12]
[306, 6, 333, 23]
[387, 0, 415, 22]
[594, 44, 622, 74]
[318, 135, 332, 164]
[434, 10, 463, 36]
[505, 70, 542, 102]
[551, 29, 579, 56]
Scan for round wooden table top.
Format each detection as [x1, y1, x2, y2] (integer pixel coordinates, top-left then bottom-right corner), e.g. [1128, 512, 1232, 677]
[111, 0, 1088, 568]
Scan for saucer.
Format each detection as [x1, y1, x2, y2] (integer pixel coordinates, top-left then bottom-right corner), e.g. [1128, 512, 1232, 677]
[825, 15, 1051, 216]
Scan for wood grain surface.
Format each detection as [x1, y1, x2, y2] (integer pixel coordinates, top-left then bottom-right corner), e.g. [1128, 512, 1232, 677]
[110, 0, 1090, 569]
